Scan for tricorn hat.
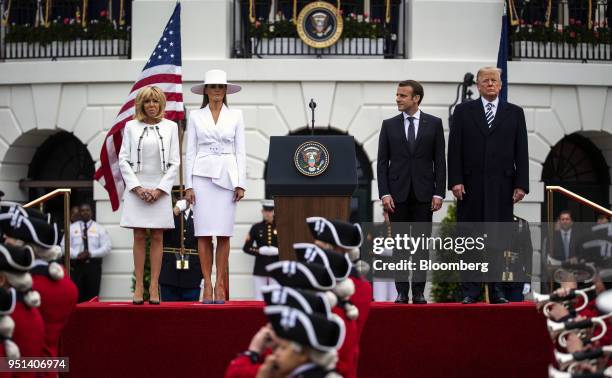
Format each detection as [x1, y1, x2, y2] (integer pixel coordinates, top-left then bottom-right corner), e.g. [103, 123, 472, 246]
[264, 305, 345, 352]
[306, 217, 363, 249]
[261, 284, 336, 319]
[266, 261, 336, 291]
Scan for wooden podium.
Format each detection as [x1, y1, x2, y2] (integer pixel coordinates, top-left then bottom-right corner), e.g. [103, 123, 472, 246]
[266, 136, 358, 260]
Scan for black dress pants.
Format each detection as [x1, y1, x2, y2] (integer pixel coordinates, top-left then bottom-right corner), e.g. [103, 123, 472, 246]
[71, 258, 102, 303]
[388, 187, 432, 297]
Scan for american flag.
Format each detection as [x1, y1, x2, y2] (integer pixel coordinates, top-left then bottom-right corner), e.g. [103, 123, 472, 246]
[94, 3, 184, 211]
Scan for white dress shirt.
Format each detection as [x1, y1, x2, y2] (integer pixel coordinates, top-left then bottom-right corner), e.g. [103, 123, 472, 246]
[481, 96, 499, 118]
[62, 220, 112, 259]
[403, 109, 421, 141]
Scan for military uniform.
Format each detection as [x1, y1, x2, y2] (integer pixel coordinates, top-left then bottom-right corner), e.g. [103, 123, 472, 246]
[306, 217, 372, 378]
[497, 215, 533, 302]
[31, 261, 78, 362]
[243, 205, 279, 300]
[160, 208, 203, 301]
[11, 297, 45, 361]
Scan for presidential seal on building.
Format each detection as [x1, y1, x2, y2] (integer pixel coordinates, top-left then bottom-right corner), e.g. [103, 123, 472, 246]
[296, 1, 343, 49]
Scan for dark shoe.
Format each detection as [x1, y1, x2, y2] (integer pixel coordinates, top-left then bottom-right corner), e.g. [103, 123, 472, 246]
[412, 293, 427, 304]
[461, 296, 477, 304]
[132, 298, 144, 305]
[491, 297, 509, 304]
[394, 293, 409, 304]
[133, 286, 144, 305]
[201, 299, 214, 304]
[148, 286, 161, 305]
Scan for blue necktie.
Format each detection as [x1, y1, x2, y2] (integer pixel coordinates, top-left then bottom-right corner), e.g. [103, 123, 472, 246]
[485, 103, 495, 128]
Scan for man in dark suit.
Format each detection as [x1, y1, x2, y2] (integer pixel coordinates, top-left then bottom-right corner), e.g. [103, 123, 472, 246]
[448, 66, 529, 304]
[547, 210, 580, 263]
[377, 80, 446, 304]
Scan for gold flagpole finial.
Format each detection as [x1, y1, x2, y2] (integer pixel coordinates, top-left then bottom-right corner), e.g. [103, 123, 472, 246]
[249, 0, 255, 23]
[385, 0, 390, 23]
[82, 0, 88, 28]
[588, 0, 593, 29]
[44, 0, 51, 28]
[544, 0, 552, 28]
[119, 0, 125, 26]
[508, 0, 519, 26]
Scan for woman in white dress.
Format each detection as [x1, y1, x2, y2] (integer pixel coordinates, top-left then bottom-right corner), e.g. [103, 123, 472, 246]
[118, 86, 180, 305]
[184, 69, 246, 304]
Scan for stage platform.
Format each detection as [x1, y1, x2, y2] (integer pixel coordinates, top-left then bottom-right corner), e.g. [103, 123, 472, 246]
[60, 301, 553, 377]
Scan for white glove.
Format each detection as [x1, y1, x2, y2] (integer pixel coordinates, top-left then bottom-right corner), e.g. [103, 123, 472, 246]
[522, 283, 531, 295]
[175, 199, 188, 212]
[258, 246, 279, 256]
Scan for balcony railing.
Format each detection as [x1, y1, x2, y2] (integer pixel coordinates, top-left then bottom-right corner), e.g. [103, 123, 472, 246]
[0, 0, 132, 60]
[509, 0, 611, 62]
[232, 0, 405, 58]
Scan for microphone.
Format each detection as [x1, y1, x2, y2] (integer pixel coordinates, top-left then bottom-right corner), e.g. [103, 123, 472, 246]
[309, 99, 316, 135]
[462, 72, 475, 87]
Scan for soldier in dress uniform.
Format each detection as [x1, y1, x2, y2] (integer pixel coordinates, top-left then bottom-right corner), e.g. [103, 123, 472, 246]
[160, 199, 203, 301]
[0, 243, 45, 362]
[497, 215, 533, 302]
[0, 286, 19, 359]
[225, 260, 345, 378]
[259, 305, 344, 378]
[306, 217, 372, 378]
[243, 199, 279, 300]
[1, 203, 78, 363]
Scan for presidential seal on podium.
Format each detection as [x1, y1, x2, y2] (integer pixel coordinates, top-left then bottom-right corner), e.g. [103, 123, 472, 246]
[294, 141, 330, 177]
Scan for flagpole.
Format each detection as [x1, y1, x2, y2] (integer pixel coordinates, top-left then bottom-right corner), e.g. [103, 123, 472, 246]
[178, 113, 186, 258]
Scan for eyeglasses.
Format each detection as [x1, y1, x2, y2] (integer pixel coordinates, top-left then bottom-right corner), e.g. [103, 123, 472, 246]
[206, 84, 227, 89]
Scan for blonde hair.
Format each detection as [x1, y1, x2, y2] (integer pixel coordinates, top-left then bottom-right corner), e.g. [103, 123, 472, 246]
[476, 67, 502, 82]
[134, 86, 166, 122]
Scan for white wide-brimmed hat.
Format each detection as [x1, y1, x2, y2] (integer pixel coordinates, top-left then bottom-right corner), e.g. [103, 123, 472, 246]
[190, 69, 241, 95]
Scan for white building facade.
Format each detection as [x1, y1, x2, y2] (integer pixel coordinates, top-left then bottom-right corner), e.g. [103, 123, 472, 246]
[1, 0, 611, 299]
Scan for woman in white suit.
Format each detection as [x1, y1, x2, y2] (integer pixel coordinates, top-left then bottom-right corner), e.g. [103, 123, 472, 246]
[184, 69, 246, 304]
[119, 86, 180, 305]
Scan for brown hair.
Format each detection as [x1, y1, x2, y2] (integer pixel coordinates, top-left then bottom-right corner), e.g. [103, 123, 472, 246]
[398, 80, 424, 105]
[200, 85, 228, 108]
[134, 86, 166, 122]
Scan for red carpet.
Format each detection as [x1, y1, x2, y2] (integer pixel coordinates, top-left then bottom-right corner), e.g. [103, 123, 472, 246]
[60, 301, 553, 378]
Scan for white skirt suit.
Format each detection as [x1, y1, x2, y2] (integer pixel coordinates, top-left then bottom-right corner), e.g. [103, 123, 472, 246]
[118, 119, 180, 229]
[184, 105, 247, 237]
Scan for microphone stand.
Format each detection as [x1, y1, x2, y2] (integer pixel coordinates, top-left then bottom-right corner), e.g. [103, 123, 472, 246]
[309, 99, 316, 135]
[448, 72, 475, 128]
